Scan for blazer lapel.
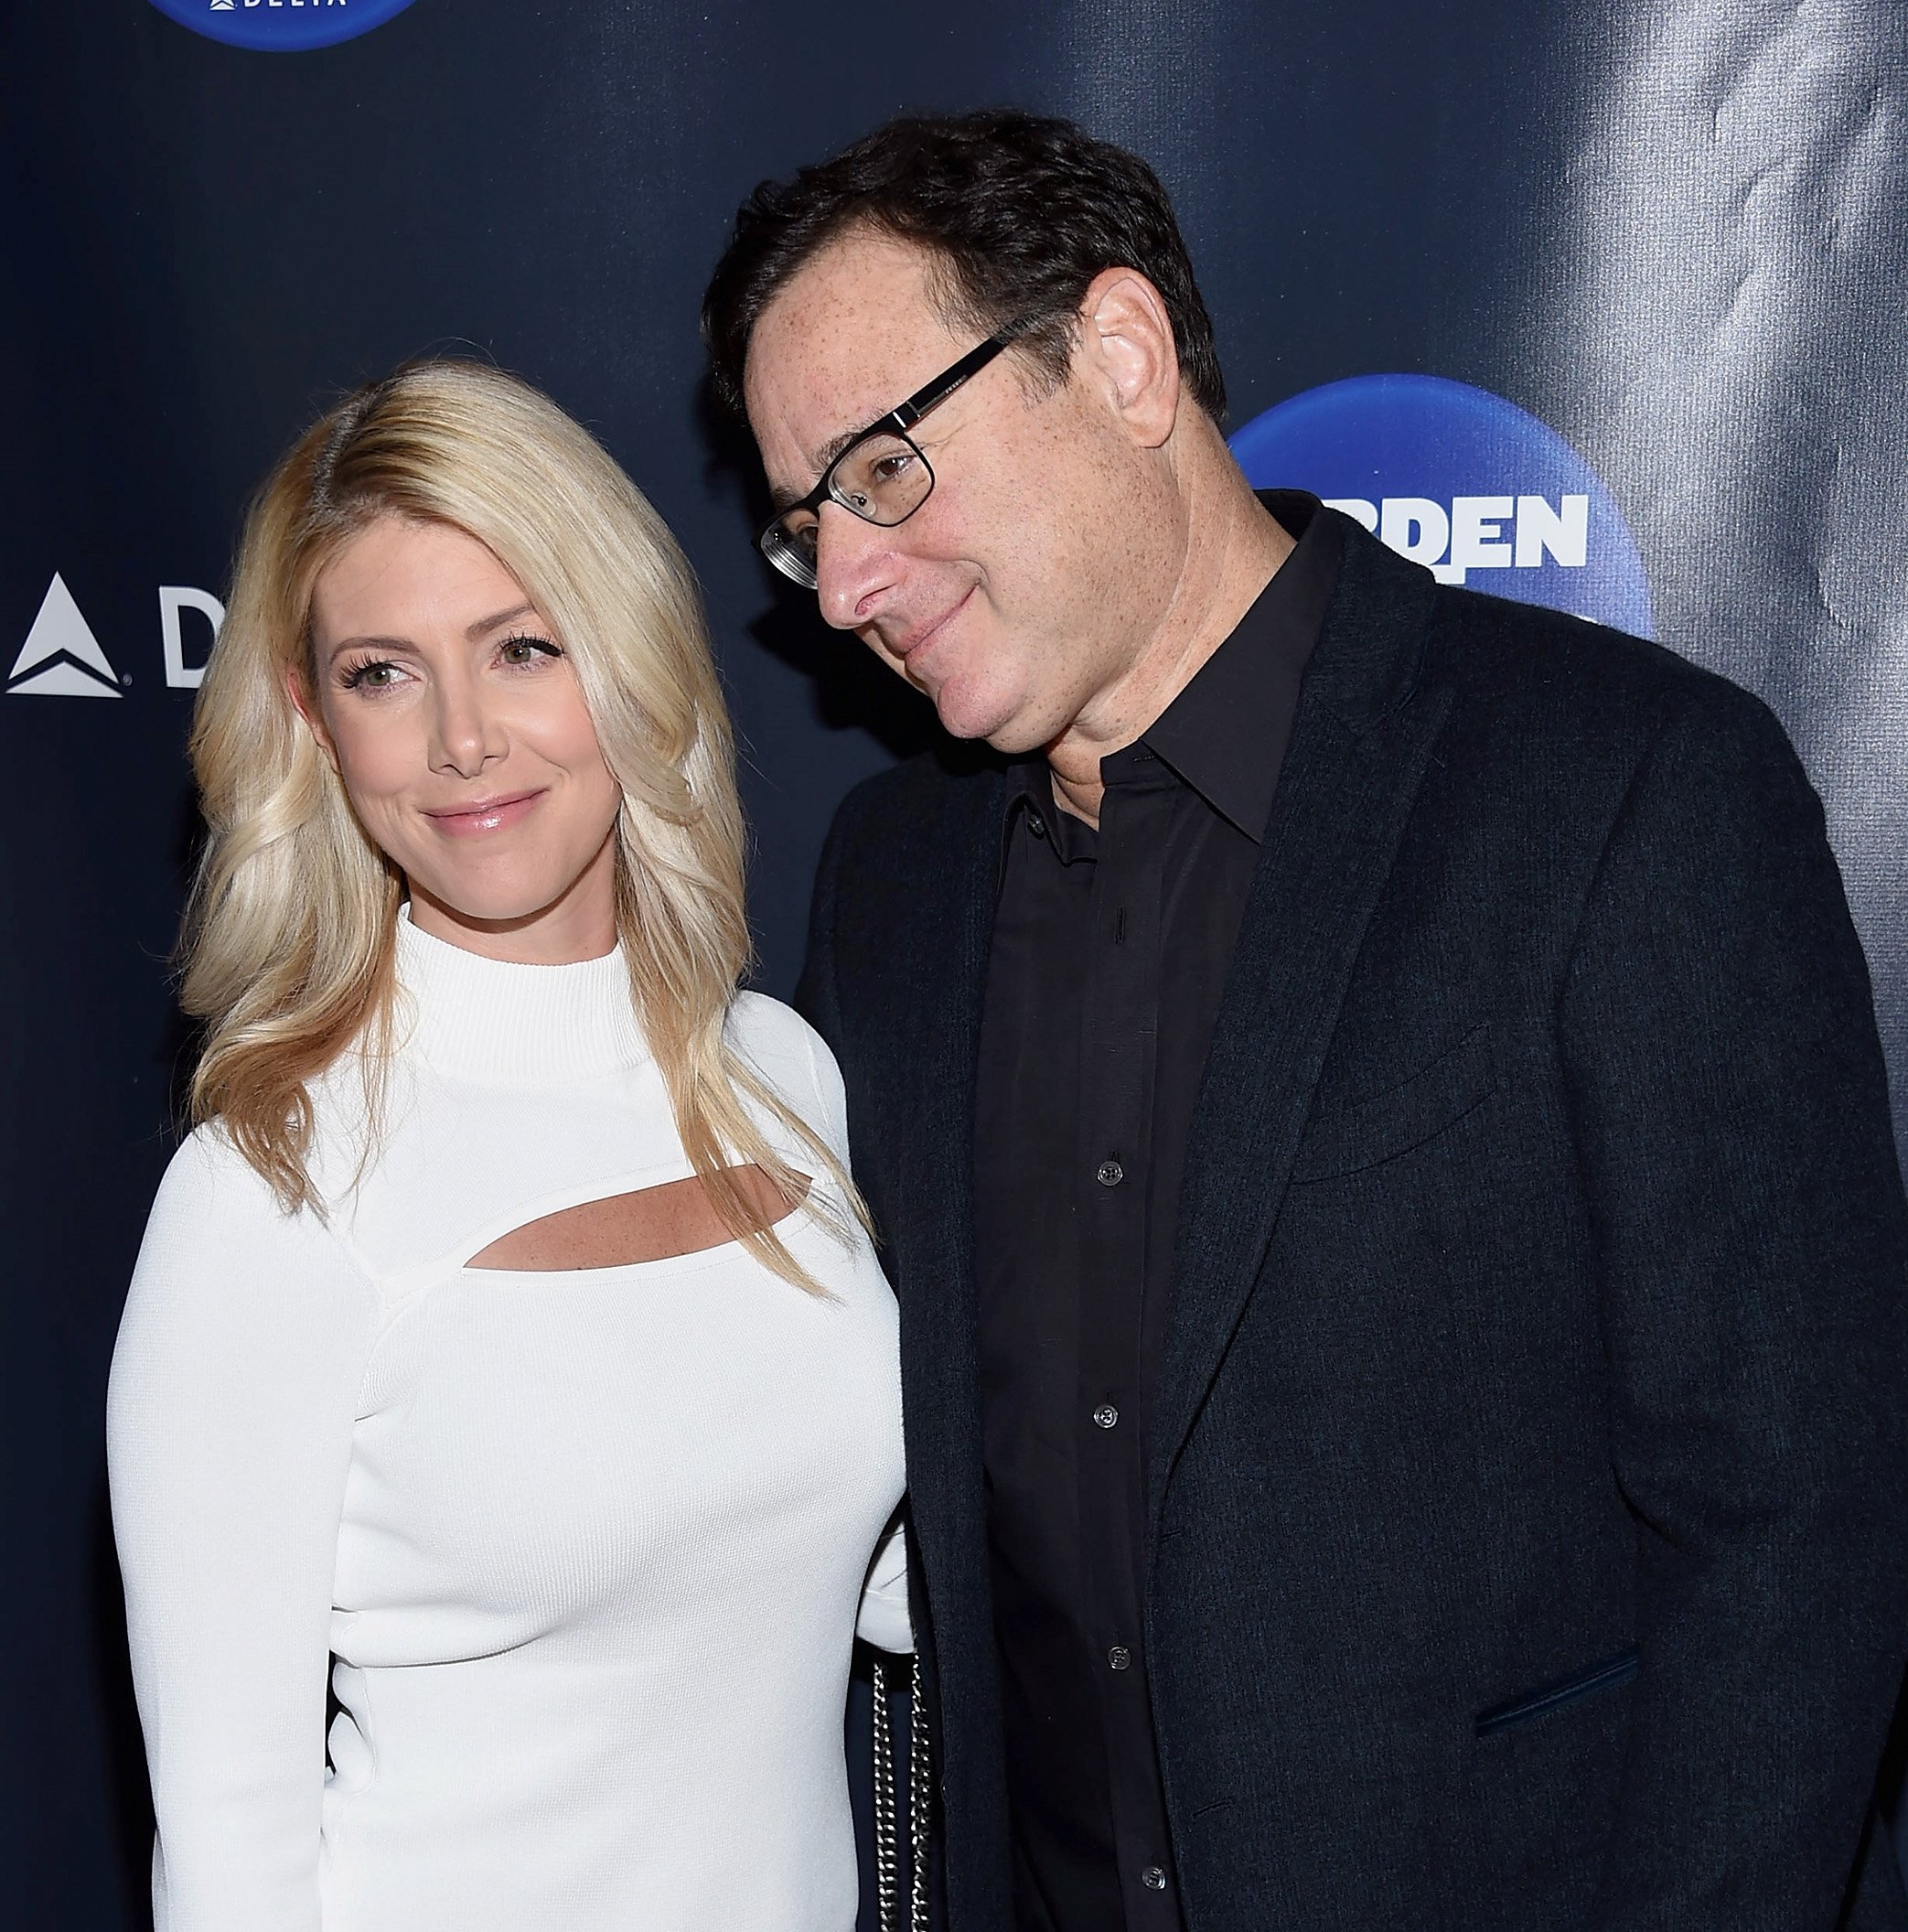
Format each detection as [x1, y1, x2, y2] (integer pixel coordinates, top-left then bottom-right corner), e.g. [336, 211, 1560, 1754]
[1149, 531, 1453, 1530]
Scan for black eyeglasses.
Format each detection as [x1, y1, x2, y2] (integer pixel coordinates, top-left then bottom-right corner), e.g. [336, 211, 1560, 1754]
[756, 319, 1034, 590]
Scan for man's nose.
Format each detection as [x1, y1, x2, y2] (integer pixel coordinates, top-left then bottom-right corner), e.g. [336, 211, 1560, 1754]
[813, 501, 902, 632]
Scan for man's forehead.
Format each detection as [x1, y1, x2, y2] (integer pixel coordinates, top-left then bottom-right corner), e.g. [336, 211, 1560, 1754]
[745, 231, 960, 475]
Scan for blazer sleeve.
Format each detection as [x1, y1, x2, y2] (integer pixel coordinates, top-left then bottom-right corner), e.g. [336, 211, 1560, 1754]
[1557, 683, 1908, 1930]
[106, 1131, 381, 1932]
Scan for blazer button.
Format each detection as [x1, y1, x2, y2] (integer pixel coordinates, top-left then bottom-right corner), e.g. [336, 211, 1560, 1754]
[1096, 1159, 1124, 1187]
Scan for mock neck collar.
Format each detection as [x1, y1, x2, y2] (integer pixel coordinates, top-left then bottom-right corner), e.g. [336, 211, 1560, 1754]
[394, 907, 649, 1085]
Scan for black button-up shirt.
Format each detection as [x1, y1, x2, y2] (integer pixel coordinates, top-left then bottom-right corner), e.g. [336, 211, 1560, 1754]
[972, 495, 1343, 1932]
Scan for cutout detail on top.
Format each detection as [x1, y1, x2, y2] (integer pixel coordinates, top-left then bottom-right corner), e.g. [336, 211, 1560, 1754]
[466, 1165, 808, 1272]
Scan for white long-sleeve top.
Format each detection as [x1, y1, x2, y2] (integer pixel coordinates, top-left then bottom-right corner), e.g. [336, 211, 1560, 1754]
[108, 915, 907, 1932]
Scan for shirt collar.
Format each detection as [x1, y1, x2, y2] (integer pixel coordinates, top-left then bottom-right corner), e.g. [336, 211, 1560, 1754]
[1002, 755, 1096, 862]
[997, 490, 1344, 853]
[1133, 491, 1341, 842]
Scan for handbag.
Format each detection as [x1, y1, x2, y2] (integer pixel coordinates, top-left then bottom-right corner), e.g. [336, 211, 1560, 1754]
[870, 1649, 932, 1932]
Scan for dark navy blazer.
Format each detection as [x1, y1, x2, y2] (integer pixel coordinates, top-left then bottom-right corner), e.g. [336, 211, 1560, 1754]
[798, 512, 1908, 1930]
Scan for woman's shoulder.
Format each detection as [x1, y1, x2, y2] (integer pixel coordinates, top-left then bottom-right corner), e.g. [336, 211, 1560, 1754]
[727, 987, 824, 1055]
[138, 1122, 360, 1279]
[113, 1122, 382, 1465]
[725, 993, 849, 1160]
[150, 1120, 284, 1215]
[725, 990, 838, 1097]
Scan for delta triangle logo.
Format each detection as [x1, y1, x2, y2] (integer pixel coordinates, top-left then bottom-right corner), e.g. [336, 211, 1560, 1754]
[8, 574, 122, 697]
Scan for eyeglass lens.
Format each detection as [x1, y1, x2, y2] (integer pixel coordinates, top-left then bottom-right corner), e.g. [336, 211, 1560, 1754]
[765, 432, 935, 585]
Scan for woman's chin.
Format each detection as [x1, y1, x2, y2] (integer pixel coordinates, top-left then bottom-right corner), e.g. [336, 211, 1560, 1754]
[409, 879, 570, 936]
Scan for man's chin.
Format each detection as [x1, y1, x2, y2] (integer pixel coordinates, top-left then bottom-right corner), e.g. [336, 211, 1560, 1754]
[928, 678, 1036, 751]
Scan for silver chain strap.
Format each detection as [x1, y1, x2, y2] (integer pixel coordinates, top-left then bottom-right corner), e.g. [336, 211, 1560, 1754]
[871, 1651, 931, 1932]
[906, 1651, 929, 1931]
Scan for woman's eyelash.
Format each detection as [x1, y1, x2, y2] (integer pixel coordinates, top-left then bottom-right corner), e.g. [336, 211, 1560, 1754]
[338, 658, 401, 691]
[498, 633, 562, 661]
[335, 636, 560, 692]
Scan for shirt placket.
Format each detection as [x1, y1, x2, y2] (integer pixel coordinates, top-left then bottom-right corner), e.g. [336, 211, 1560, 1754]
[1076, 767, 1184, 1927]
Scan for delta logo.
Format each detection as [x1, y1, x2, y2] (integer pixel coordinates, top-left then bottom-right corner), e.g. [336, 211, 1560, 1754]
[1230, 374, 1655, 640]
[7, 575, 222, 699]
[145, 0, 420, 52]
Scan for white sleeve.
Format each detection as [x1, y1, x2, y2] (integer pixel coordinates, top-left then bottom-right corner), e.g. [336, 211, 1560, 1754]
[107, 1132, 380, 1932]
[799, 1022, 911, 1651]
[797, 1013, 853, 1173]
[856, 1511, 913, 1654]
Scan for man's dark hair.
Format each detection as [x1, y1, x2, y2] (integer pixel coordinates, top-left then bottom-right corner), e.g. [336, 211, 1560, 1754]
[702, 109, 1226, 424]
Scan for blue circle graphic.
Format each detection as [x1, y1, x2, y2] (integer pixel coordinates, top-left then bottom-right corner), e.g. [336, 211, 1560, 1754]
[146, 0, 419, 52]
[1230, 374, 1654, 640]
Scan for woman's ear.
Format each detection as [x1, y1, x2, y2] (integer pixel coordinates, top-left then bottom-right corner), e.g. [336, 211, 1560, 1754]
[287, 666, 341, 776]
[1074, 266, 1183, 452]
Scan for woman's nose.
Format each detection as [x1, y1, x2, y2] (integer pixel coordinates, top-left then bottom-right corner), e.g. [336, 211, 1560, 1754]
[429, 676, 503, 778]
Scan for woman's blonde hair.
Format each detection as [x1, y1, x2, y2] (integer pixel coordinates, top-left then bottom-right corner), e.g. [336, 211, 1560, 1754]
[182, 357, 863, 1290]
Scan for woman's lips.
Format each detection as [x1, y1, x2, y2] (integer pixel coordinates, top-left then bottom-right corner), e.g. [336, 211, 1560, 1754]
[423, 789, 545, 836]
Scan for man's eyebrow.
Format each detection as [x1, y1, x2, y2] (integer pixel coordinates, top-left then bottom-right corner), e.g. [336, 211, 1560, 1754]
[770, 417, 884, 514]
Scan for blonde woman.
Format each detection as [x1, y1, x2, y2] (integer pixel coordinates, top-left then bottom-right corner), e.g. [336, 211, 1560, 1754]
[107, 360, 908, 1932]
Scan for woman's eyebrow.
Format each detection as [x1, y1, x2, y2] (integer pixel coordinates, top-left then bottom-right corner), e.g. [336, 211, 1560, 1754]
[466, 601, 538, 639]
[327, 631, 411, 660]
[326, 603, 541, 661]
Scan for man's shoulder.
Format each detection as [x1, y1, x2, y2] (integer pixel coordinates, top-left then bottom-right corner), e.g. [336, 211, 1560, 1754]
[1423, 584, 1791, 766]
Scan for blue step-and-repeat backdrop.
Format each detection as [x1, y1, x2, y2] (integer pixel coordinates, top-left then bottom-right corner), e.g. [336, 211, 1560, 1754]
[6, 3, 1907, 1924]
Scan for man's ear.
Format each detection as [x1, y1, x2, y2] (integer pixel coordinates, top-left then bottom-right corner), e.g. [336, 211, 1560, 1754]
[1073, 266, 1182, 451]
[287, 666, 341, 776]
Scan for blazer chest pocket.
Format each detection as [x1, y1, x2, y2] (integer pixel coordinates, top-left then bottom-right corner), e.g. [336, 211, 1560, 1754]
[1475, 1646, 1639, 1738]
[1290, 1025, 1496, 1184]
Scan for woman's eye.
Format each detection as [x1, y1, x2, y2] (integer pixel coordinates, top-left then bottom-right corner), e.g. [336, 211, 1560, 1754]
[340, 660, 402, 692]
[498, 634, 561, 667]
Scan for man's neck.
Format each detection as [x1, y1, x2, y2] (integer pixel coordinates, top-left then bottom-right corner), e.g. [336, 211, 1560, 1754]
[1045, 480, 1294, 827]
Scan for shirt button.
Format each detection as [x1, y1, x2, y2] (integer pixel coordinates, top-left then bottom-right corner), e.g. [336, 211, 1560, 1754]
[1027, 811, 1046, 839]
[1142, 1865, 1168, 1891]
[1108, 1645, 1131, 1670]
[1092, 1403, 1120, 1429]
[1096, 1159, 1124, 1187]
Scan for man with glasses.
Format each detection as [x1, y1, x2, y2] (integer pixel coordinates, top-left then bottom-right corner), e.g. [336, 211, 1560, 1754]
[703, 110, 1908, 1932]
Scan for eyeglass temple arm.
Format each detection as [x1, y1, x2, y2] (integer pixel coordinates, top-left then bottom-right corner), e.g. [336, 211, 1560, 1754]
[890, 318, 1038, 434]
